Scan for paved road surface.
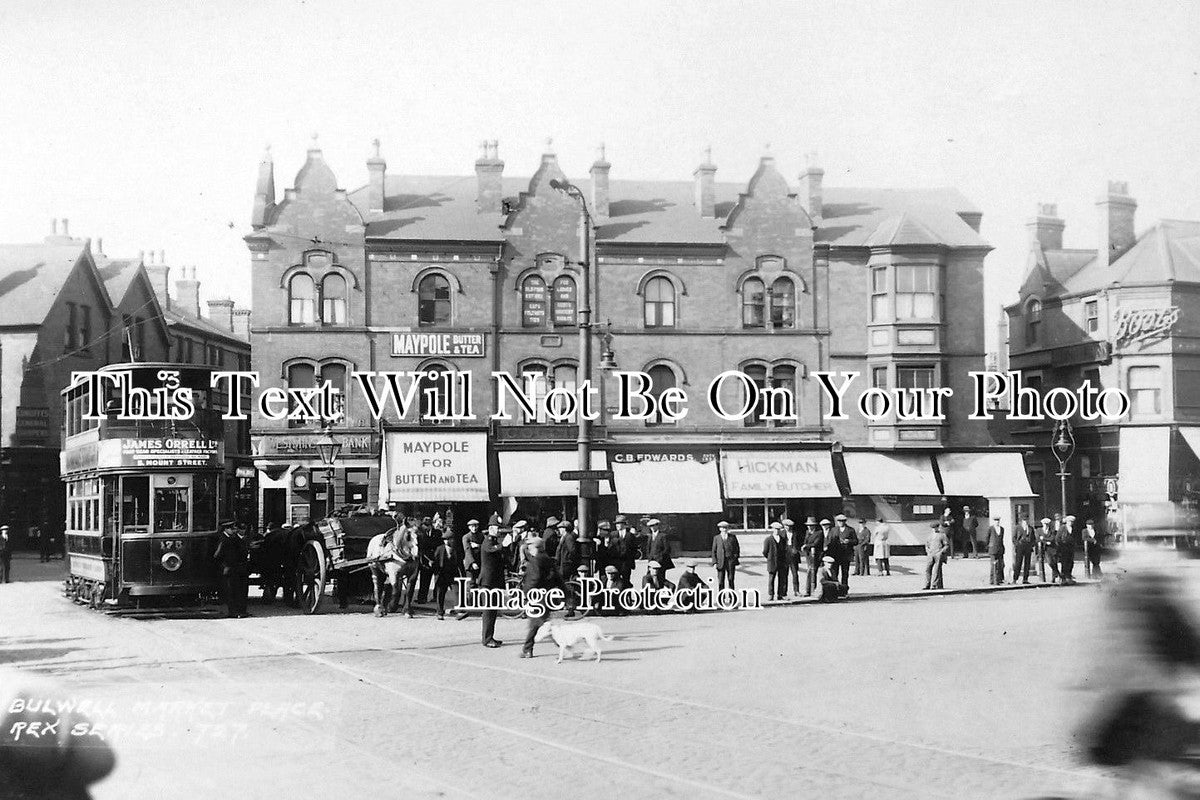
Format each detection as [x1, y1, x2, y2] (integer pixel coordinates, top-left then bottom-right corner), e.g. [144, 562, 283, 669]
[0, 557, 1125, 799]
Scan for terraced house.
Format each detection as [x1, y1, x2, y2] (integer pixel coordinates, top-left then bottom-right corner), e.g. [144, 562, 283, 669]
[247, 138, 1029, 550]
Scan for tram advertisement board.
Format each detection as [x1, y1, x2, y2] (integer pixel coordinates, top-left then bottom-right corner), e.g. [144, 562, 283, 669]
[96, 438, 224, 470]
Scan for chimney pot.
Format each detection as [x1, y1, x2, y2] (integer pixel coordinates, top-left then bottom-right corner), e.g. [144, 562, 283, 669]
[175, 267, 201, 317]
[799, 154, 824, 223]
[206, 298, 235, 332]
[1097, 180, 1137, 268]
[590, 143, 611, 219]
[61, 218, 69, 237]
[1028, 202, 1066, 251]
[693, 146, 717, 218]
[367, 138, 387, 214]
[475, 139, 504, 214]
[96, 237, 103, 255]
[51, 219, 57, 236]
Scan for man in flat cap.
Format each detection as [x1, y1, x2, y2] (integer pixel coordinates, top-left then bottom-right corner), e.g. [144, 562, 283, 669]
[609, 514, 638, 586]
[461, 517, 482, 586]
[1082, 518, 1103, 578]
[519, 537, 565, 658]
[1013, 512, 1035, 584]
[962, 504, 980, 559]
[478, 518, 507, 648]
[761, 522, 789, 601]
[801, 517, 824, 597]
[782, 518, 802, 596]
[432, 528, 462, 620]
[986, 513, 1006, 585]
[556, 518, 579, 577]
[923, 521, 950, 590]
[645, 519, 673, 578]
[710, 520, 739, 591]
[213, 520, 250, 618]
[817, 555, 847, 603]
[828, 514, 858, 590]
[854, 517, 872, 576]
[1035, 517, 1059, 583]
[1057, 514, 1078, 585]
[675, 559, 707, 612]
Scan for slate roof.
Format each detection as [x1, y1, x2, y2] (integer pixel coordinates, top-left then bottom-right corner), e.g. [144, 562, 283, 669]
[95, 256, 142, 304]
[345, 175, 988, 249]
[164, 308, 249, 347]
[1059, 219, 1200, 294]
[0, 241, 94, 326]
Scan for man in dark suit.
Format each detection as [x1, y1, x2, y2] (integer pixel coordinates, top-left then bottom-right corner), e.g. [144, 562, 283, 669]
[478, 519, 507, 648]
[519, 537, 565, 658]
[829, 515, 857, 588]
[596, 565, 630, 615]
[962, 505, 980, 559]
[1057, 515, 1078, 585]
[542, 516, 561, 560]
[432, 529, 463, 620]
[1013, 514, 1035, 584]
[415, 516, 437, 603]
[645, 518, 673, 576]
[762, 522, 789, 601]
[1035, 517, 1059, 583]
[213, 521, 250, 618]
[556, 519, 581, 577]
[801, 517, 824, 597]
[710, 520, 739, 590]
[783, 519, 802, 596]
[609, 515, 638, 586]
[675, 559, 708, 613]
[985, 514, 1005, 585]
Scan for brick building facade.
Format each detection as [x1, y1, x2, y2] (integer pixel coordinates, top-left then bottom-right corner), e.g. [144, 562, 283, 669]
[248, 138, 1021, 549]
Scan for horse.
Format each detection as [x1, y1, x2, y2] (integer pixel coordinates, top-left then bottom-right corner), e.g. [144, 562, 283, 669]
[367, 526, 419, 617]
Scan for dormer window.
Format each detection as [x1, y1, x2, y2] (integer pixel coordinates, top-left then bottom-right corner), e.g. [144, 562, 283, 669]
[1026, 299, 1042, 346]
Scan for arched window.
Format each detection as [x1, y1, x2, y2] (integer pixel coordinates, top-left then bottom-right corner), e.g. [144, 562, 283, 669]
[1026, 300, 1042, 346]
[286, 362, 315, 428]
[550, 363, 577, 422]
[770, 365, 797, 427]
[418, 364, 450, 425]
[518, 362, 549, 423]
[321, 273, 347, 325]
[320, 363, 347, 423]
[770, 277, 796, 329]
[743, 364, 768, 426]
[742, 278, 766, 329]
[644, 276, 676, 328]
[646, 364, 677, 427]
[289, 274, 315, 325]
[418, 274, 451, 327]
[522, 275, 548, 328]
[551, 276, 577, 327]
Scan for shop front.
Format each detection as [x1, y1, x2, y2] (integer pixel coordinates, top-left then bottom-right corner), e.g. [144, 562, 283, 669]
[496, 448, 612, 526]
[718, 449, 842, 552]
[1116, 426, 1200, 546]
[609, 449, 724, 551]
[378, 428, 492, 528]
[253, 431, 380, 528]
[840, 451, 942, 549]
[936, 451, 1036, 572]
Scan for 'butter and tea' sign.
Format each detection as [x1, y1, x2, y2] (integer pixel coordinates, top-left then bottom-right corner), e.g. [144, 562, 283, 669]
[383, 431, 489, 502]
[391, 332, 486, 358]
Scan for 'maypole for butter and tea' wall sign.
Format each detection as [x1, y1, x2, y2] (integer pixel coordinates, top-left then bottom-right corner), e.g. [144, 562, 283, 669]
[384, 431, 489, 501]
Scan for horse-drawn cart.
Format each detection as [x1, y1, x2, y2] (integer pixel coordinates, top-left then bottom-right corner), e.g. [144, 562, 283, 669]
[294, 516, 397, 614]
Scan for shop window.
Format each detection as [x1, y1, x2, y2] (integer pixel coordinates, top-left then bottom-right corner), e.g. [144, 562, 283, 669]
[742, 278, 766, 329]
[418, 274, 451, 327]
[870, 267, 888, 322]
[645, 364, 677, 427]
[770, 277, 796, 329]
[551, 276, 576, 327]
[727, 498, 787, 531]
[1129, 366, 1162, 417]
[345, 469, 370, 505]
[896, 265, 937, 320]
[643, 276, 676, 328]
[321, 273, 347, 325]
[521, 275, 548, 328]
[1025, 299, 1042, 346]
[121, 476, 150, 532]
[289, 274, 316, 325]
[287, 362, 316, 428]
[770, 365, 797, 427]
[1084, 299, 1099, 334]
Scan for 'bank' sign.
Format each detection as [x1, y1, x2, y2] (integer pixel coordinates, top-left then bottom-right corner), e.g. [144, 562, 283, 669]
[391, 332, 486, 358]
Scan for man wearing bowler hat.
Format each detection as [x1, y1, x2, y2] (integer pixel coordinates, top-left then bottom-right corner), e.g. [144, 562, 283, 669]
[710, 520, 739, 591]
[478, 515, 506, 648]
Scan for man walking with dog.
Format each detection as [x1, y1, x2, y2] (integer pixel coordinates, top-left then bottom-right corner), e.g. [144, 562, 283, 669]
[520, 537, 565, 659]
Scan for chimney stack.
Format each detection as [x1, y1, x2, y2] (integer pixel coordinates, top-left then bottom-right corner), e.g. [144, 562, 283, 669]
[799, 154, 824, 223]
[1027, 203, 1065, 251]
[61, 218, 70, 237]
[475, 140, 504, 214]
[207, 298, 235, 331]
[175, 266, 201, 317]
[693, 146, 716, 218]
[145, 262, 171, 310]
[251, 145, 276, 229]
[1097, 181, 1137, 268]
[232, 308, 251, 340]
[52, 219, 58, 236]
[589, 143, 611, 219]
[366, 138, 386, 214]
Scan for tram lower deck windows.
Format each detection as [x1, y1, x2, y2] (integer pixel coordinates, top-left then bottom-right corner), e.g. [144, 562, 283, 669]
[154, 487, 189, 532]
[121, 477, 150, 531]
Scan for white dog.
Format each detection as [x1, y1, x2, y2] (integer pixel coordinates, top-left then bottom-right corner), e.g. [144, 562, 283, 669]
[534, 620, 615, 663]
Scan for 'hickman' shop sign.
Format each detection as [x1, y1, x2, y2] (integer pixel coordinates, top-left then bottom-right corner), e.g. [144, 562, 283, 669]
[383, 431, 490, 502]
[391, 332, 486, 358]
[719, 450, 841, 499]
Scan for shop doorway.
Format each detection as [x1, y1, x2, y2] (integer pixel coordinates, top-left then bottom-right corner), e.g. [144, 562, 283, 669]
[263, 488, 286, 530]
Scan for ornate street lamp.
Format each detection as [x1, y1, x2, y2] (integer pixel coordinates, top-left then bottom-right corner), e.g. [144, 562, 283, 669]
[316, 426, 342, 518]
[1051, 418, 1075, 518]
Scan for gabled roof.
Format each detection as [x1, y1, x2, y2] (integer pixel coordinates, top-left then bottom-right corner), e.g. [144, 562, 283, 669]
[0, 241, 101, 326]
[863, 212, 943, 247]
[1060, 220, 1200, 294]
[95, 256, 143, 304]
[164, 308, 249, 348]
[345, 174, 988, 249]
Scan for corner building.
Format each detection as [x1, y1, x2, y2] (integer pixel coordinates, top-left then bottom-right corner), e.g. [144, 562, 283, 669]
[247, 139, 1025, 551]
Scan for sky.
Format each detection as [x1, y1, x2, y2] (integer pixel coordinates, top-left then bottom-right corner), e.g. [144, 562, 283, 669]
[1, 0, 1198, 350]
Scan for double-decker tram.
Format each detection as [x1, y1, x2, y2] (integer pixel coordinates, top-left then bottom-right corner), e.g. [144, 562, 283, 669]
[60, 363, 226, 609]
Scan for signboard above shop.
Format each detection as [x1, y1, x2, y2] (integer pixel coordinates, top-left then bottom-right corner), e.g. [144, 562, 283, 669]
[720, 450, 841, 499]
[391, 332, 486, 358]
[257, 433, 378, 458]
[383, 430, 490, 502]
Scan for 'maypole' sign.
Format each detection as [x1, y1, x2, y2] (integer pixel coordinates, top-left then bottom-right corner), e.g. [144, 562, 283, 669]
[391, 332, 486, 358]
[383, 431, 489, 501]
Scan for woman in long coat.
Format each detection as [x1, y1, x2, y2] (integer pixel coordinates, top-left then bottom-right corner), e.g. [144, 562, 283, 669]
[871, 517, 891, 575]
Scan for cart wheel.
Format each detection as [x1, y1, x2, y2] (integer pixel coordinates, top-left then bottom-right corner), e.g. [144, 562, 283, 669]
[297, 540, 327, 615]
[88, 582, 104, 610]
[501, 574, 525, 619]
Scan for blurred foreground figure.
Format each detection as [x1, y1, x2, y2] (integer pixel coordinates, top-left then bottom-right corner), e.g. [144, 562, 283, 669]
[0, 668, 116, 799]
[1076, 506, 1200, 798]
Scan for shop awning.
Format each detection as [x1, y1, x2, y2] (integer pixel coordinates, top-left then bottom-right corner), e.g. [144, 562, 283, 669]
[720, 450, 840, 498]
[611, 455, 723, 514]
[937, 452, 1035, 497]
[842, 452, 939, 496]
[1179, 427, 1200, 461]
[1118, 426, 1172, 503]
[383, 430, 490, 502]
[499, 450, 613, 497]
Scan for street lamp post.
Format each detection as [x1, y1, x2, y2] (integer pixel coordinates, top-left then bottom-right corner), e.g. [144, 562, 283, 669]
[1051, 418, 1075, 519]
[315, 425, 342, 519]
[550, 178, 596, 537]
